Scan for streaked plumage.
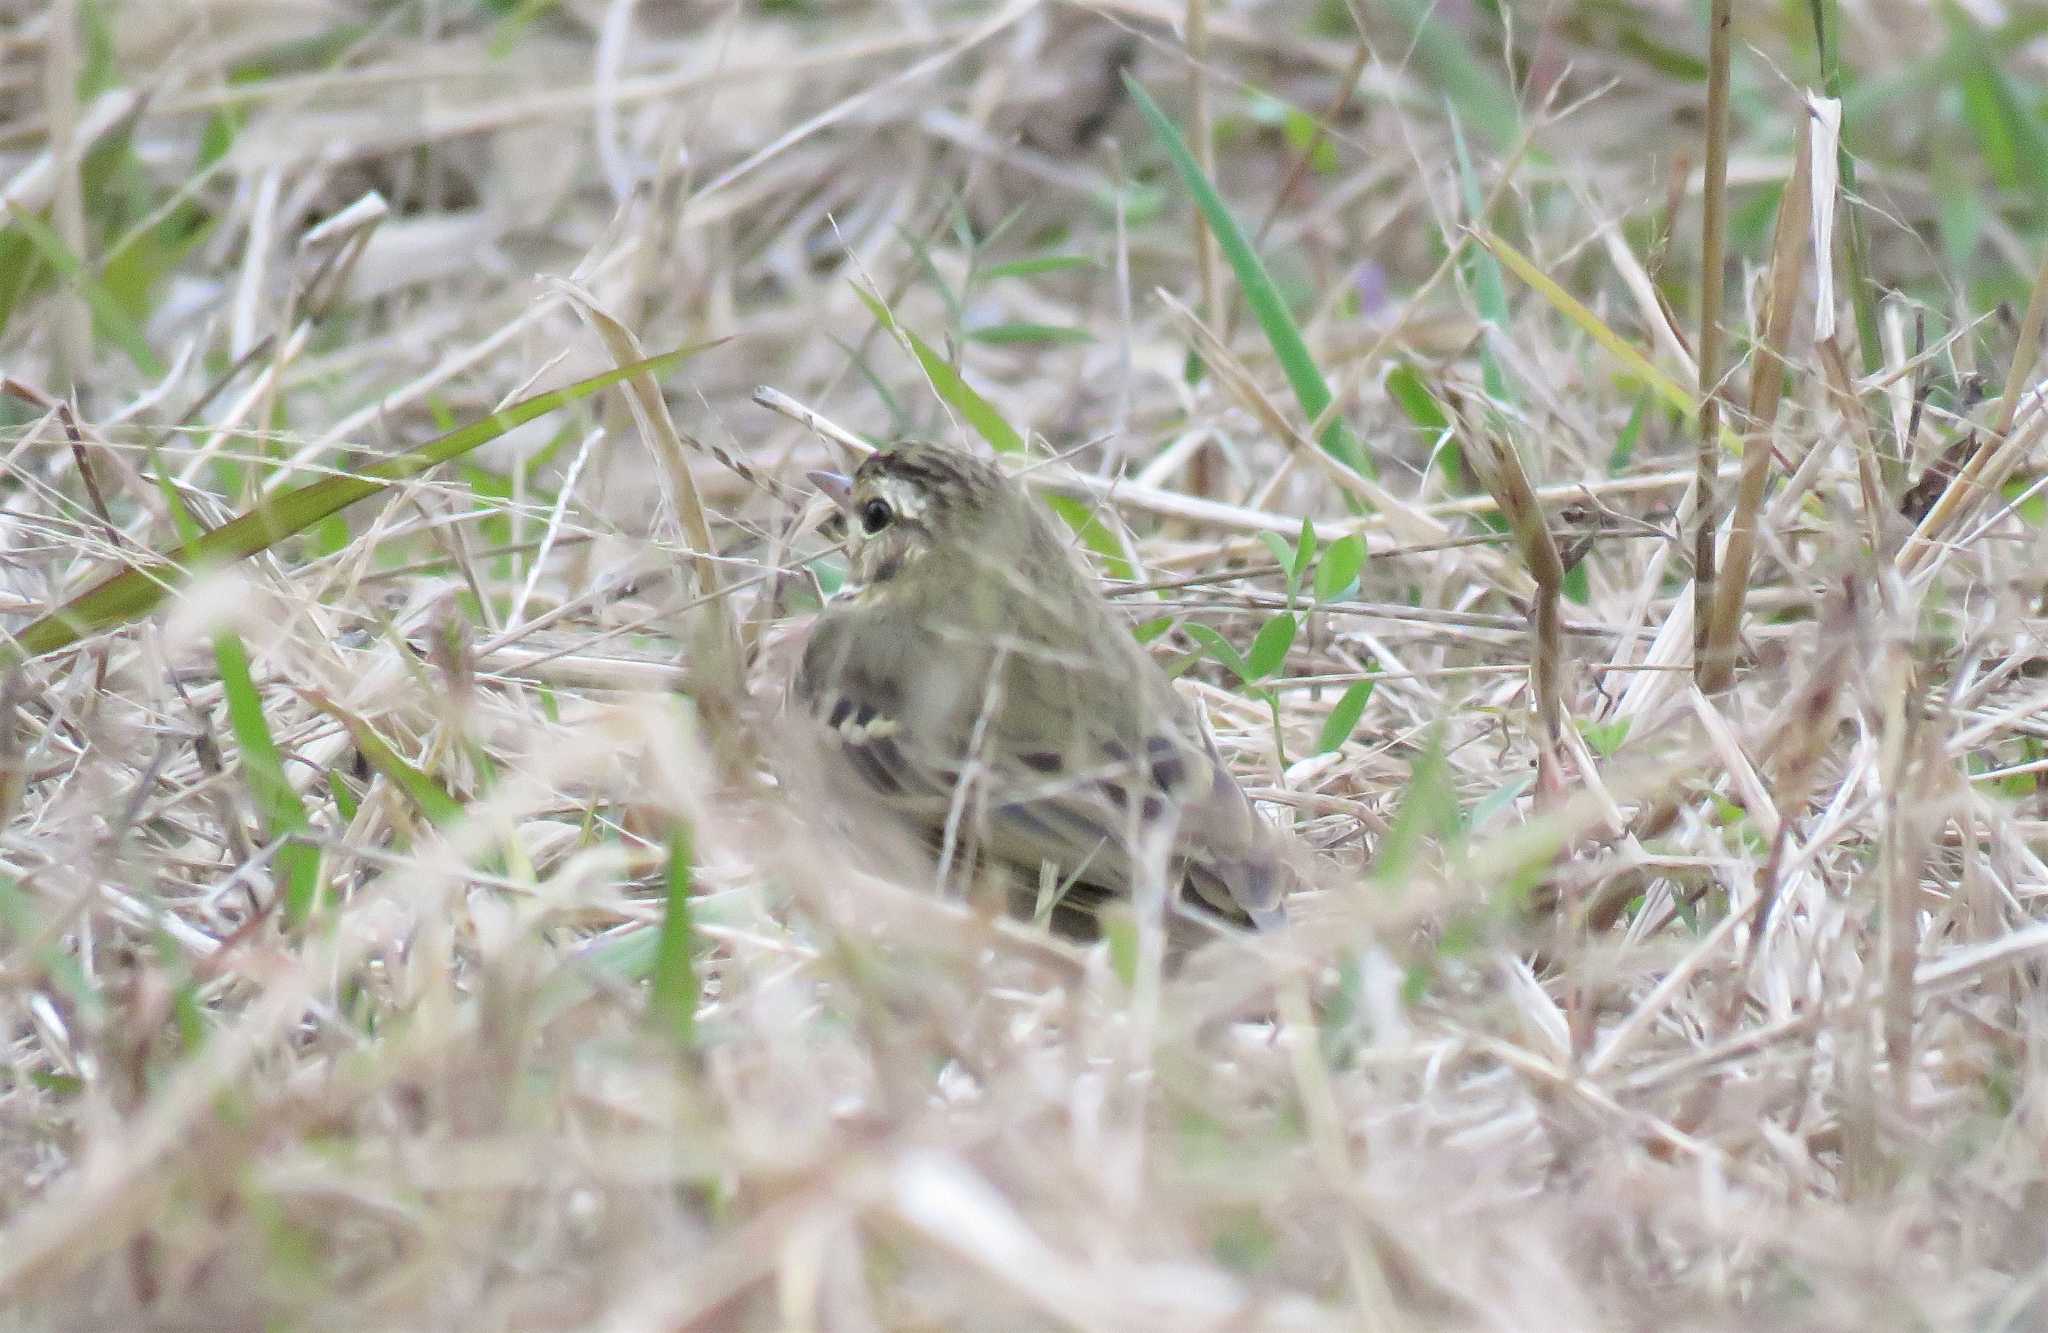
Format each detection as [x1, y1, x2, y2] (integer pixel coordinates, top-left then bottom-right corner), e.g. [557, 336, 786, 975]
[793, 442, 1291, 935]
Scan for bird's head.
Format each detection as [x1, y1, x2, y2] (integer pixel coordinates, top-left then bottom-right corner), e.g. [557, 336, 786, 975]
[811, 442, 1018, 590]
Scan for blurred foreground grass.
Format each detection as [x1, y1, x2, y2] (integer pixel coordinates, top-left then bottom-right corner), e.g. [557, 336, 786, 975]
[3, 1, 2048, 1327]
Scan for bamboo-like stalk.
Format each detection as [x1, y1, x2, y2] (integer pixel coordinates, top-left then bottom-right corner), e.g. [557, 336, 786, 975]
[1698, 104, 1814, 694]
[1692, 0, 1734, 687]
[1877, 650, 1932, 1112]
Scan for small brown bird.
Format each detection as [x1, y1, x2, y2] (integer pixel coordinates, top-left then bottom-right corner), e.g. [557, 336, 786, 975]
[793, 441, 1292, 937]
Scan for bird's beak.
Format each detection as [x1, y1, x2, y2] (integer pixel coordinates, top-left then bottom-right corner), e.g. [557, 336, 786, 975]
[808, 470, 855, 516]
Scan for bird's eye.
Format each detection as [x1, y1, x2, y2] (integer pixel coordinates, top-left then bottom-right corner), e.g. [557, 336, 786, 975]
[861, 498, 893, 534]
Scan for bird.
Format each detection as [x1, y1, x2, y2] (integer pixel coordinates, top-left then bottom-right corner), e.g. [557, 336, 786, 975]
[790, 440, 1294, 940]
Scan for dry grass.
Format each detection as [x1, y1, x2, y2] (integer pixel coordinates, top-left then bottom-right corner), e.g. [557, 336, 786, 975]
[4, 1, 2048, 1328]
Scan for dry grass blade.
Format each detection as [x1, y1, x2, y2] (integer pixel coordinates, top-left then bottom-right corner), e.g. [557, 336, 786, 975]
[1691, 0, 1734, 686]
[1896, 246, 2048, 577]
[4, 349, 705, 662]
[1184, 0, 1224, 505]
[1456, 408, 1565, 748]
[5, 5, 2048, 1328]
[1698, 101, 1813, 693]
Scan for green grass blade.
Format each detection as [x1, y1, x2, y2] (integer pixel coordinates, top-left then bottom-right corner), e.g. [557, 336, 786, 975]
[5, 204, 165, 378]
[853, 284, 1024, 453]
[892, 222, 963, 327]
[326, 769, 359, 824]
[1042, 493, 1134, 581]
[6, 344, 715, 662]
[856, 287, 1139, 571]
[1948, 8, 2048, 210]
[1123, 74, 1368, 478]
[1379, 0, 1522, 151]
[979, 255, 1097, 279]
[214, 631, 321, 926]
[1479, 229, 1744, 456]
[1373, 727, 1460, 887]
[313, 697, 464, 828]
[1450, 112, 1514, 407]
[649, 823, 700, 1046]
[964, 323, 1094, 346]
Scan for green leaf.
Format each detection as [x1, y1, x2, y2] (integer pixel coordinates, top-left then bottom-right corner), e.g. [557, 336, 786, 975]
[1315, 679, 1374, 754]
[489, 0, 562, 57]
[1934, 147, 1984, 275]
[215, 632, 321, 926]
[1294, 514, 1318, 581]
[649, 823, 700, 1046]
[829, 332, 910, 434]
[1257, 531, 1297, 577]
[5, 344, 714, 662]
[1276, 516, 1317, 604]
[78, 0, 118, 97]
[1467, 774, 1534, 830]
[1246, 613, 1297, 680]
[1385, 363, 1451, 432]
[1043, 492, 1134, 581]
[1184, 623, 1252, 684]
[1132, 614, 1176, 644]
[853, 285, 1024, 454]
[1212, 1207, 1279, 1272]
[1123, 75, 1370, 482]
[1282, 106, 1339, 173]
[1578, 717, 1631, 758]
[326, 769, 359, 824]
[164, 961, 206, 1055]
[964, 322, 1094, 346]
[1313, 534, 1366, 605]
[145, 441, 203, 544]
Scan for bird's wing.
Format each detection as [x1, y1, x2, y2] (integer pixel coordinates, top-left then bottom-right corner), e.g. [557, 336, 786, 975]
[798, 597, 1290, 928]
[975, 630, 1292, 928]
[797, 600, 1125, 869]
[795, 604, 964, 814]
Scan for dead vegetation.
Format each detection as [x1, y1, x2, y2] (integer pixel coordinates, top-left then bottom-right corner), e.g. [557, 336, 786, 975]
[3, 0, 2048, 1327]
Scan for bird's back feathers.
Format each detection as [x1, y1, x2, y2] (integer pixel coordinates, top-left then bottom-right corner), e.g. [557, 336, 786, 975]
[794, 443, 1294, 932]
